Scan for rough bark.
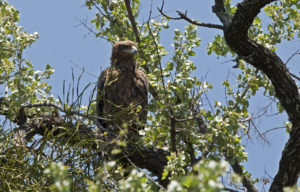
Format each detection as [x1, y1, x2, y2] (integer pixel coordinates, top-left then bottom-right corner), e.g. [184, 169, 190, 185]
[213, 0, 300, 191]
[2, 1, 299, 190]
[118, 145, 169, 187]
[228, 157, 258, 192]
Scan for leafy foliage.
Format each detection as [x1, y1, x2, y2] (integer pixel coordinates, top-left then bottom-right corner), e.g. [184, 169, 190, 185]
[0, 0, 299, 191]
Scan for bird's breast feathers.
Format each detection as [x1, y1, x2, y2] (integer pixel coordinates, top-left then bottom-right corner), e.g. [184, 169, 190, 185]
[100, 67, 148, 107]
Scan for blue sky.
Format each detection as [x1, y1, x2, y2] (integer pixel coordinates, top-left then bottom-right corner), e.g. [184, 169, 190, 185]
[9, 0, 299, 190]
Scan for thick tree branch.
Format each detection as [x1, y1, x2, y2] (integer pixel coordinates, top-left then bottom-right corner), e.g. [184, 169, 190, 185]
[212, 0, 300, 191]
[212, 0, 232, 26]
[119, 146, 169, 187]
[227, 157, 258, 192]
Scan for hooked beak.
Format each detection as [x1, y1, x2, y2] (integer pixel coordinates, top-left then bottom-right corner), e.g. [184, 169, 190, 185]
[131, 46, 138, 54]
[123, 46, 138, 55]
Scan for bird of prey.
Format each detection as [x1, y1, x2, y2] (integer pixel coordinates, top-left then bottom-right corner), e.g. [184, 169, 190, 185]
[96, 40, 148, 134]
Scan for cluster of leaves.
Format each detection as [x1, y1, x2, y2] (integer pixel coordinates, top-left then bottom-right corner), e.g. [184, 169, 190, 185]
[146, 25, 203, 147]
[1, 0, 299, 191]
[264, 0, 300, 43]
[86, 0, 140, 42]
[167, 160, 228, 192]
[0, 2, 54, 121]
[0, 2, 101, 191]
[85, 0, 250, 190]
[0, 0, 247, 190]
[206, 0, 297, 133]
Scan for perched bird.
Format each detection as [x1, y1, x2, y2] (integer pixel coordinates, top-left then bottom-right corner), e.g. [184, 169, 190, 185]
[96, 40, 148, 134]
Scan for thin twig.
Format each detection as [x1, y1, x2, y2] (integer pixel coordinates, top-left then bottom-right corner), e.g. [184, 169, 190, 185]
[250, 119, 269, 144]
[262, 126, 285, 136]
[285, 49, 300, 65]
[176, 11, 224, 30]
[69, 60, 98, 78]
[147, 3, 167, 95]
[89, 0, 110, 20]
[77, 18, 110, 42]
[289, 72, 300, 81]
[157, 0, 181, 20]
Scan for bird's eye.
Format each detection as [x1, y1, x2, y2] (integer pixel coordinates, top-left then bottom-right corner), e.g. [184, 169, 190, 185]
[120, 45, 129, 49]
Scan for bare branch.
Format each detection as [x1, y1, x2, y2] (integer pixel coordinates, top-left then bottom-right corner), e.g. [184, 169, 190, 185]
[250, 119, 269, 144]
[77, 18, 110, 42]
[176, 11, 224, 30]
[123, 0, 161, 101]
[157, 0, 181, 20]
[124, 0, 140, 43]
[262, 126, 285, 136]
[89, 0, 109, 19]
[157, 1, 224, 30]
[212, 0, 232, 26]
[285, 49, 300, 65]
[289, 72, 300, 82]
[69, 60, 98, 78]
[227, 157, 259, 192]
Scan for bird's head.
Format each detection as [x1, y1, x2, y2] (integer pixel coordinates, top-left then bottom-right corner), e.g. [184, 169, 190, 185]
[111, 40, 138, 69]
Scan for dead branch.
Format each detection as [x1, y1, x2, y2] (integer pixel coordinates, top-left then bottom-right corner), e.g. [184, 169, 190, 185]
[158, 0, 224, 30]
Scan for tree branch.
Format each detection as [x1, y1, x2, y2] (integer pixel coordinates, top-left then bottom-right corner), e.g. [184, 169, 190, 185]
[170, 116, 177, 153]
[176, 11, 224, 30]
[212, 0, 300, 191]
[124, 0, 140, 43]
[0, 98, 169, 187]
[226, 156, 258, 192]
[212, 0, 232, 26]
[77, 18, 110, 42]
[158, 1, 224, 30]
[119, 145, 169, 187]
[285, 50, 300, 65]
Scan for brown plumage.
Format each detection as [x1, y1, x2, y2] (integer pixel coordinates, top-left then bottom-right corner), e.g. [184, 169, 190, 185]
[96, 40, 148, 133]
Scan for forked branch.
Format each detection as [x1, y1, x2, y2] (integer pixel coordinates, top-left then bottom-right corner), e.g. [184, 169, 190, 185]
[212, 0, 300, 191]
[158, 0, 224, 30]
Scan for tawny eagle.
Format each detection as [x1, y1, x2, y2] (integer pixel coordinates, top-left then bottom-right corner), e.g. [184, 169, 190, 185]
[96, 40, 148, 133]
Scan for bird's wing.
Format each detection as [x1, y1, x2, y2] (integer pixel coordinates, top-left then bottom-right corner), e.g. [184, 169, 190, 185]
[96, 68, 108, 127]
[135, 69, 149, 123]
